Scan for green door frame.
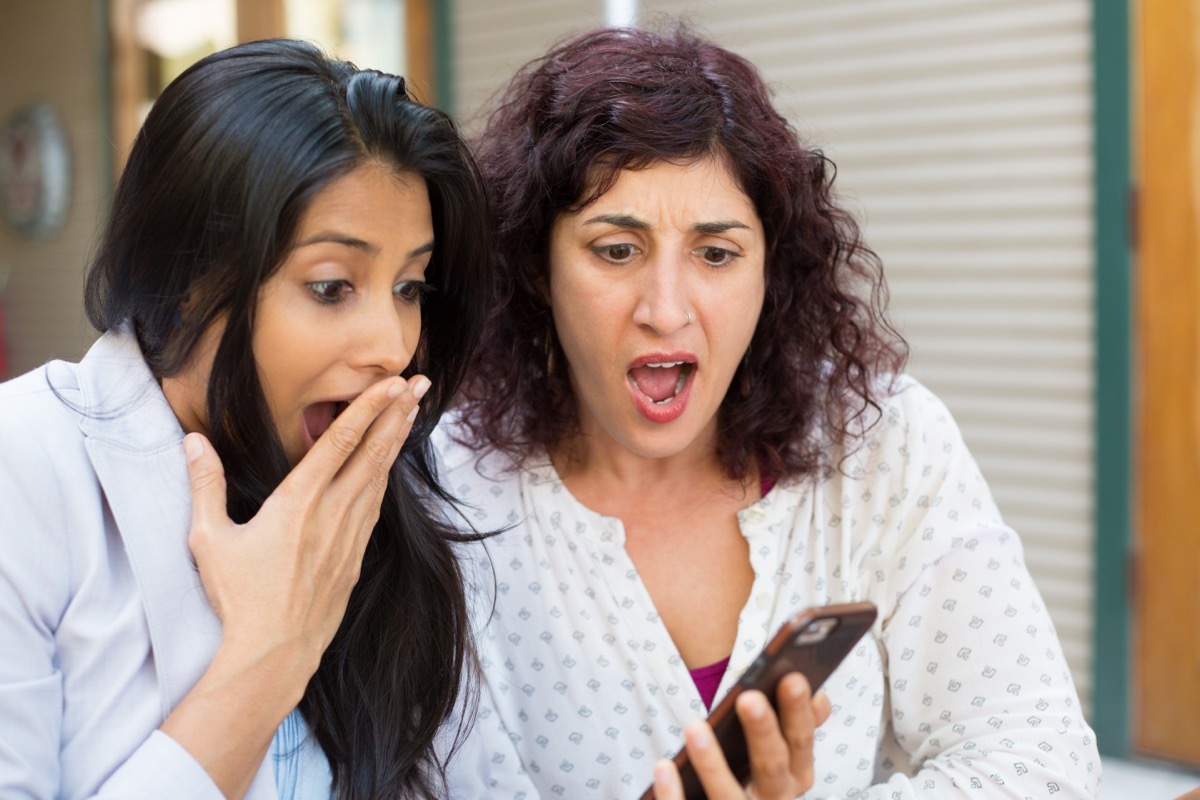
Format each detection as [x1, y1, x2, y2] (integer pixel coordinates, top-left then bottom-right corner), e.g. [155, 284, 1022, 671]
[432, 0, 455, 115]
[1091, 0, 1132, 758]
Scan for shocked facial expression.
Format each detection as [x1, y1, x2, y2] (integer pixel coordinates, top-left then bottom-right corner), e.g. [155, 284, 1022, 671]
[547, 156, 766, 463]
[252, 163, 433, 465]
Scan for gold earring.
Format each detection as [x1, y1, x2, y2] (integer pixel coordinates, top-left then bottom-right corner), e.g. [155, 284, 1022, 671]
[543, 325, 556, 377]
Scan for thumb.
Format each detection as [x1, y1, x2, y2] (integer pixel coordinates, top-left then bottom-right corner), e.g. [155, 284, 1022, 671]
[183, 432, 229, 531]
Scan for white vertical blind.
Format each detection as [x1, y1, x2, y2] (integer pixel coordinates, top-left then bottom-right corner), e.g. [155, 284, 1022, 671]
[452, 0, 605, 133]
[452, 0, 1097, 710]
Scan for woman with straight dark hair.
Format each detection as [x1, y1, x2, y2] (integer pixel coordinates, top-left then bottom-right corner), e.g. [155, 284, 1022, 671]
[441, 22, 1101, 799]
[0, 39, 490, 799]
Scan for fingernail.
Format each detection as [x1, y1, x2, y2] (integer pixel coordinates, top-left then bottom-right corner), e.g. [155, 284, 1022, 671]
[412, 376, 432, 400]
[183, 434, 203, 462]
[407, 404, 420, 422]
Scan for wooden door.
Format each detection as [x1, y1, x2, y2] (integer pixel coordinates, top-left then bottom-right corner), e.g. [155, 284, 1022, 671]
[1133, 0, 1200, 766]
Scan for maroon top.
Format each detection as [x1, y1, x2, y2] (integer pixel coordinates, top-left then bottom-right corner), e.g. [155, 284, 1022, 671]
[689, 654, 732, 709]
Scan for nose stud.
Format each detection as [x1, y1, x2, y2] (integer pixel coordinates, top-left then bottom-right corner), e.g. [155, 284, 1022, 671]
[684, 310, 693, 326]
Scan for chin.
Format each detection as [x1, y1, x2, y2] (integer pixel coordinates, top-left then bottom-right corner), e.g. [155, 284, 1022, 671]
[620, 427, 702, 461]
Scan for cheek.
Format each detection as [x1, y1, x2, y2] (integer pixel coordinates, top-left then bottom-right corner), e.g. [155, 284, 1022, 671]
[252, 323, 304, 386]
[552, 291, 608, 371]
[549, 271, 587, 335]
[399, 306, 423, 365]
[717, 281, 765, 359]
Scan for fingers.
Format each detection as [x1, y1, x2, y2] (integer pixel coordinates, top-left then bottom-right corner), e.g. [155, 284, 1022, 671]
[356, 374, 428, 487]
[775, 673, 820, 792]
[339, 374, 429, 508]
[662, 679, 827, 800]
[314, 373, 429, 576]
[737, 689, 794, 798]
[287, 374, 428, 495]
[183, 432, 233, 620]
[184, 432, 229, 533]
[651, 759, 684, 800]
[679, 721, 746, 799]
[340, 375, 429, 559]
[813, 689, 833, 727]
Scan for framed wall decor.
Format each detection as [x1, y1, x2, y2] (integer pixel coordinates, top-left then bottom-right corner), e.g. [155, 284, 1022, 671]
[0, 103, 71, 239]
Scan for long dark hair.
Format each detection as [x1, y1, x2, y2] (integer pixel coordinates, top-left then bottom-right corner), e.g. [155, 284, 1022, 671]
[85, 39, 490, 798]
[457, 23, 907, 481]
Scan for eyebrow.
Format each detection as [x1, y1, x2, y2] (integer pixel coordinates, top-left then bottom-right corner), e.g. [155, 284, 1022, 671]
[583, 214, 649, 230]
[693, 220, 751, 235]
[582, 214, 750, 235]
[295, 233, 435, 259]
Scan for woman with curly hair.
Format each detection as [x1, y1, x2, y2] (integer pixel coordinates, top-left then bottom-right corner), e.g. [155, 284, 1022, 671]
[439, 22, 1100, 800]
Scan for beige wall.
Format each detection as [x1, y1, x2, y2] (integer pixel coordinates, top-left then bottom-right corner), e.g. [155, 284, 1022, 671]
[0, 0, 106, 379]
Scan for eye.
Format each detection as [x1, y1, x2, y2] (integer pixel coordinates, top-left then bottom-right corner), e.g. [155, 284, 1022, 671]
[592, 243, 639, 264]
[697, 246, 738, 267]
[395, 280, 433, 305]
[308, 279, 353, 304]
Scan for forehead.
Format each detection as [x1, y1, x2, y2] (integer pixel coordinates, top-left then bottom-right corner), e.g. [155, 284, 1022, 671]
[300, 164, 429, 224]
[567, 156, 759, 226]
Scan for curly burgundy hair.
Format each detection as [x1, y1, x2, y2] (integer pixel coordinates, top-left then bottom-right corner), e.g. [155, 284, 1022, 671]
[455, 22, 907, 482]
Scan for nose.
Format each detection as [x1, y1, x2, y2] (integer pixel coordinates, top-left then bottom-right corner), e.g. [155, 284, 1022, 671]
[354, 295, 419, 376]
[632, 251, 691, 334]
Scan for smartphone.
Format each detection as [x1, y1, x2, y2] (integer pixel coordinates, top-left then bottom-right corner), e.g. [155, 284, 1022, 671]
[640, 601, 878, 800]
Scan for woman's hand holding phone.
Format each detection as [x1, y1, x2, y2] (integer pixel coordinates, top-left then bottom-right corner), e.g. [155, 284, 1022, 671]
[651, 674, 832, 800]
[642, 603, 876, 800]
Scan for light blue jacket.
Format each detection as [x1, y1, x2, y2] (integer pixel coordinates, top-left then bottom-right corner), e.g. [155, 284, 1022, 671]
[0, 328, 329, 799]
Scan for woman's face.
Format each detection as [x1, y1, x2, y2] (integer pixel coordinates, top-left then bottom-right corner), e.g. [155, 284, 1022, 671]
[547, 156, 766, 463]
[165, 163, 433, 466]
[253, 163, 433, 465]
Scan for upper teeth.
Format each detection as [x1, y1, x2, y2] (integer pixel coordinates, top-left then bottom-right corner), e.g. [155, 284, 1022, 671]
[646, 361, 683, 368]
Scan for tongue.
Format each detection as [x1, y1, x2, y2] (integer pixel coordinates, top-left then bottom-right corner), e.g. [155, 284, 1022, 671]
[630, 365, 683, 402]
[303, 401, 336, 442]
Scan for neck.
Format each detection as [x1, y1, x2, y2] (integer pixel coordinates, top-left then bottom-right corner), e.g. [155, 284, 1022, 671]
[160, 370, 209, 438]
[549, 423, 759, 518]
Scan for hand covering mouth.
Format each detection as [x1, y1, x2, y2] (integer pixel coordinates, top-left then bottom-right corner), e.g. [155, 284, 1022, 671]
[302, 399, 350, 442]
[628, 361, 694, 404]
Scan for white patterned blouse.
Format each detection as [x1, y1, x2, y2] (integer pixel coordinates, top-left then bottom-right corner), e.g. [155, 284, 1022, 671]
[436, 376, 1101, 799]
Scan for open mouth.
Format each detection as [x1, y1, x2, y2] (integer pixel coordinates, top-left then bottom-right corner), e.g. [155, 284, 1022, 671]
[627, 360, 695, 405]
[302, 399, 350, 446]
